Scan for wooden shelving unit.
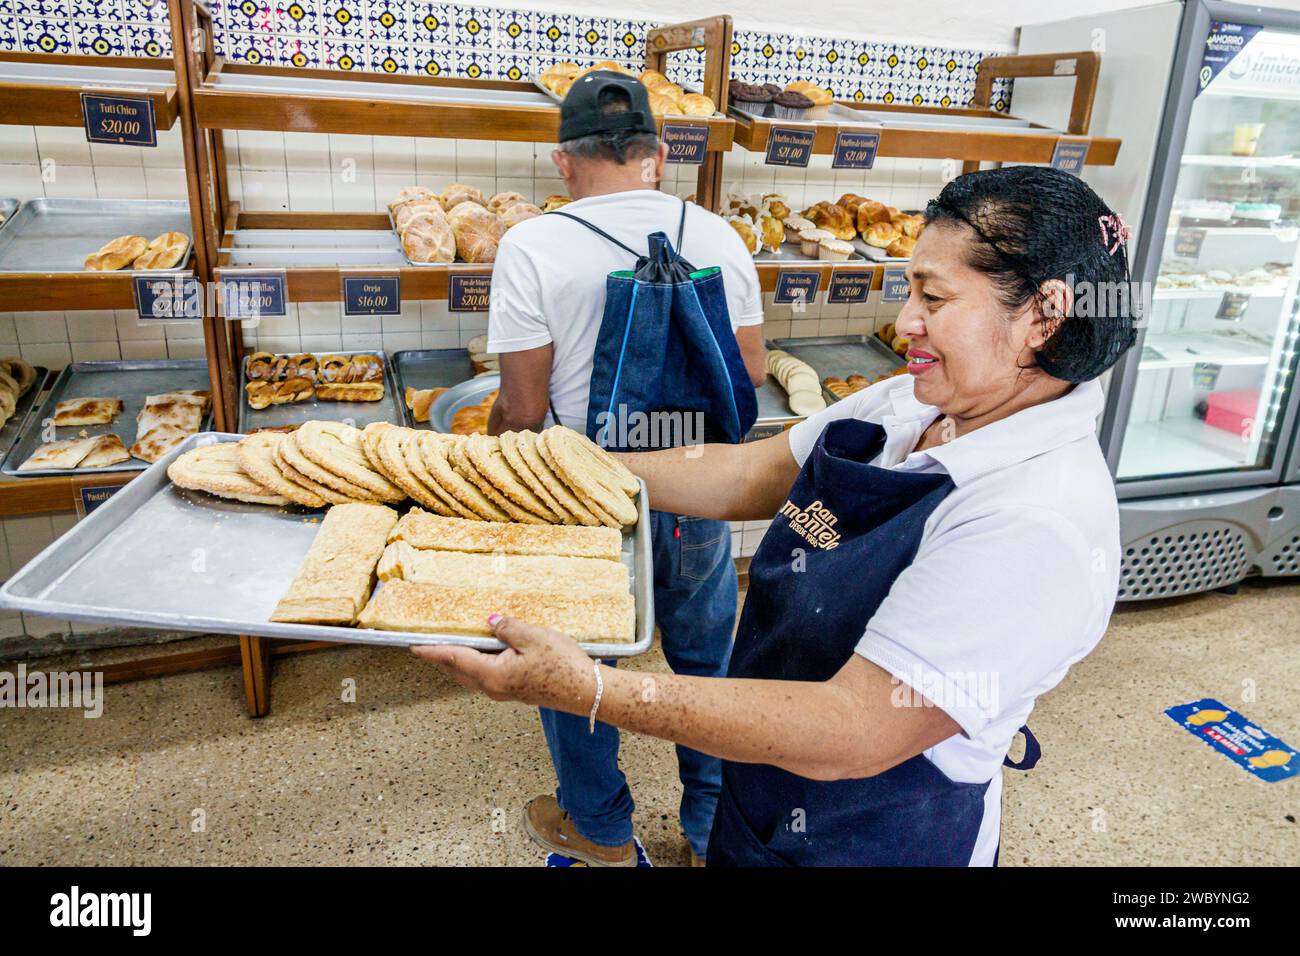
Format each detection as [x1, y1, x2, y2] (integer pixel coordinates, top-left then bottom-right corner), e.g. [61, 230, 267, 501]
[171, 10, 739, 432]
[0, 52, 191, 312]
[722, 51, 1121, 290]
[0, 5, 231, 516]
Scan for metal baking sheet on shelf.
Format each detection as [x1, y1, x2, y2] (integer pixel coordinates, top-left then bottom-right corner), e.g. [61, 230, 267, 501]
[429, 374, 499, 433]
[237, 350, 403, 433]
[754, 376, 803, 425]
[224, 227, 404, 269]
[755, 245, 866, 264]
[0, 359, 212, 477]
[0, 199, 192, 274]
[773, 335, 905, 403]
[209, 69, 558, 110]
[852, 236, 909, 263]
[0, 432, 654, 657]
[392, 349, 477, 427]
[0, 366, 50, 464]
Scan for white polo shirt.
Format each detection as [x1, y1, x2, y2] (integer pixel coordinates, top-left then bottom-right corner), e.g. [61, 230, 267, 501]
[789, 374, 1120, 867]
[487, 188, 764, 430]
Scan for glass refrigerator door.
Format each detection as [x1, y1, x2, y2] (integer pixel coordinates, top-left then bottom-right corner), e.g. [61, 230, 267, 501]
[1117, 20, 1300, 485]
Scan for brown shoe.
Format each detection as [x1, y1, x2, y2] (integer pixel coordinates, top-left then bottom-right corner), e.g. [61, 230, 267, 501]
[523, 794, 637, 867]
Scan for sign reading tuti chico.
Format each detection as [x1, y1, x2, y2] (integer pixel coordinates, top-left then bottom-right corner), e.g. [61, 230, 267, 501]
[82, 93, 157, 147]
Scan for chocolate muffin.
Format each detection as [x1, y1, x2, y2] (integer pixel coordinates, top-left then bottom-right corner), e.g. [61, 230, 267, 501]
[771, 89, 814, 119]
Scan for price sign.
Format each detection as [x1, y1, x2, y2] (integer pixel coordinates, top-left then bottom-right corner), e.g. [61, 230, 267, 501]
[826, 267, 874, 304]
[343, 275, 401, 316]
[661, 123, 708, 165]
[1050, 139, 1089, 176]
[764, 126, 815, 167]
[1173, 226, 1207, 260]
[449, 273, 491, 312]
[773, 269, 820, 305]
[881, 265, 910, 303]
[1216, 291, 1250, 321]
[220, 270, 287, 319]
[77, 485, 121, 517]
[831, 129, 880, 170]
[81, 93, 157, 147]
[133, 273, 202, 321]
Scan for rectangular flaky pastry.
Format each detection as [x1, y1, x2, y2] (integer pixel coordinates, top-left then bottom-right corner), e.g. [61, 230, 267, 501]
[377, 541, 629, 594]
[357, 580, 635, 643]
[389, 509, 623, 560]
[270, 503, 399, 625]
[79, 433, 130, 468]
[53, 397, 124, 426]
[314, 382, 384, 402]
[17, 435, 100, 471]
[136, 393, 205, 434]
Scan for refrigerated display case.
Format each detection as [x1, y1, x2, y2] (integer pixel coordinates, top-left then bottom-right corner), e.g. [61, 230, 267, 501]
[1020, 1, 1300, 599]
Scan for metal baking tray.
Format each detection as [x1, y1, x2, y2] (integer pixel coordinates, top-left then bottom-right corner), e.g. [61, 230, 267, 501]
[754, 376, 802, 425]
[237, 349, 403, 433]
[729, 98, 1035, 133]
[0, 199, 18, 233]
[0, 365, 51, 464]
[853, 237, 908, 262]
[773, 335, 904, 403]
[392, 349, 477, 427]
[223, 228, 404, 268]
[757, 244, 865, 263]
[209, 70, 559, 110]
[429, 374, 499, 433]
[0, 359, 212, 476]
[0, 59, 176, 93]
[0, 198, 192, 274]
[0, 431, 654, 656]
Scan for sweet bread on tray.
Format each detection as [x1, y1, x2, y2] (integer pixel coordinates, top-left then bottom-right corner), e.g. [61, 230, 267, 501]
[270, 502, 399, 625]
[356, 580, 635, 643]
[378, 540, 628, 594]
[84, 235, 148, 271]
[388, 508, 623, 558]
[167, 423, 641, 532]
[133, 231, 189, 271]
[167, 443, 289, 505]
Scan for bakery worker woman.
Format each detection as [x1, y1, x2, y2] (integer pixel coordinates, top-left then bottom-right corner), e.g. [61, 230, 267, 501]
[416, 165, 1139, 866]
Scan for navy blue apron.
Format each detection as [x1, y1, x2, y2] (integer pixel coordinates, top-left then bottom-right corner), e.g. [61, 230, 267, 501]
[547, 201, 757, 449]
[707, 417, 1038, 867]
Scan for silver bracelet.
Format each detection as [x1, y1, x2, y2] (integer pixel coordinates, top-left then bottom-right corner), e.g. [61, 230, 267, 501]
[588, 662, 604, 734]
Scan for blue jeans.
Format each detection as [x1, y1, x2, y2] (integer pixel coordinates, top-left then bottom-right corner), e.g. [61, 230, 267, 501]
[538, 510, 737, 857]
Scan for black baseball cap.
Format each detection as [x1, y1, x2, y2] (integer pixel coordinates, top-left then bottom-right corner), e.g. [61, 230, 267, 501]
[559, 70, 658, 142]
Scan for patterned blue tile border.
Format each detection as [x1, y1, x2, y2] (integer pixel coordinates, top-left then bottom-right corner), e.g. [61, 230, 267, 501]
[2, 2, 1013, 111]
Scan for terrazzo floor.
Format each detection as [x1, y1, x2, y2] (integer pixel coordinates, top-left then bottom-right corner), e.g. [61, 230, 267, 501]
[2, 580, 1297, 866]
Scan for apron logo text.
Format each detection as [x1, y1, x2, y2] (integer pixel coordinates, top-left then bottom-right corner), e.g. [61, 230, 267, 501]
[779, 498, 841, 550]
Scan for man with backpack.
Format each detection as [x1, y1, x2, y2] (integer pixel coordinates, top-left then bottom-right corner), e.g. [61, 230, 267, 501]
[486, 70, 766, 866]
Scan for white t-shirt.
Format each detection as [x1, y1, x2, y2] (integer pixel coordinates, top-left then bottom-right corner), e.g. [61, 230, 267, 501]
[788, 374, 1120, 867]
[487, 189, 764, 429]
